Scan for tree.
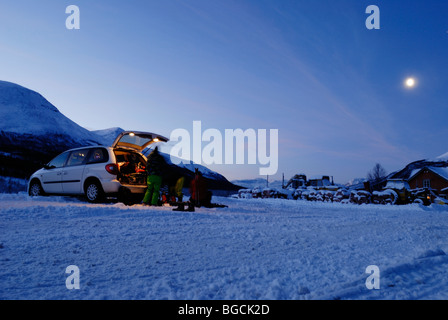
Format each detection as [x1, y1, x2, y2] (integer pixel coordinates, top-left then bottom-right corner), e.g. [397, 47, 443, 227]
[367, 163, 387, 182]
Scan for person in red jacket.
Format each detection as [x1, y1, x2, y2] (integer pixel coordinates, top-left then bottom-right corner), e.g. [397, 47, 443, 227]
[189, 169, 212, 207]
[173, 168, 228, 212]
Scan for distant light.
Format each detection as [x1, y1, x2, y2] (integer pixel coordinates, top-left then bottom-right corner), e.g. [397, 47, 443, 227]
[404, 77, 416, 88]
[153, 138, 159, 142]
[129, 132, 135, 136]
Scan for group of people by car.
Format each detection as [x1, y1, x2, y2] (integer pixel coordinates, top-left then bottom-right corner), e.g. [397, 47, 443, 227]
[141, 146, 212, 211]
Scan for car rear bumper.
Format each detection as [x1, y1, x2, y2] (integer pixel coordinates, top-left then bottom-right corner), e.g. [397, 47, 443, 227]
[121, 184, 147, 194]
[101, 178, 147, 195]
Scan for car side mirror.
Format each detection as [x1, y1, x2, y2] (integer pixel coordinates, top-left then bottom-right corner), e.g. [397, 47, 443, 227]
[43, 164, 55, 170]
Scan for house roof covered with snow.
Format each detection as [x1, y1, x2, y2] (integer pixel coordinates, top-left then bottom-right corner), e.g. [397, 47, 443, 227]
[408, 166, 448, 182]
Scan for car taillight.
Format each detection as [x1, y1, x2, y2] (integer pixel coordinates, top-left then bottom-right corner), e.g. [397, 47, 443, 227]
[105, 163, 119, 175]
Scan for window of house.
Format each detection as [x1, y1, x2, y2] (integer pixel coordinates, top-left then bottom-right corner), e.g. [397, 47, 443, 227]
[423, 179, 431, 188]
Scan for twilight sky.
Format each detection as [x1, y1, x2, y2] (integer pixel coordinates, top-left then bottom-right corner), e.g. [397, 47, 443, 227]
[1, 0, 447, 183]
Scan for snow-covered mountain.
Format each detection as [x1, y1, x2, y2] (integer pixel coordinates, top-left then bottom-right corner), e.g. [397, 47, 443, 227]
[0, 80, 101, 144]
[345, 177, 367, 188]
[433, 152, 448, 162]
[161, 153, 230, 182]
[231, 178, 284, 190]
[92, 127, 125, 146]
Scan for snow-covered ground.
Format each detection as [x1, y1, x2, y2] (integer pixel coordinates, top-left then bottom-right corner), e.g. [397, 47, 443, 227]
[1, 193, 448, 300]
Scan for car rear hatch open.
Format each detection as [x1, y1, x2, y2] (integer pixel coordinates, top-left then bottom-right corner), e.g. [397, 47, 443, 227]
[112, 131, 169, 191]
[111, 131, 169, 152]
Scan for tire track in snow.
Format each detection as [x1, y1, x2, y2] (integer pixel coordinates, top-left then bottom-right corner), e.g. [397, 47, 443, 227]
[317, 249, 448, 300]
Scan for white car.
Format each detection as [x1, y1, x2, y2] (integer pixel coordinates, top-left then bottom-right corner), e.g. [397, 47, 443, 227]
[27, 131, 168, 203]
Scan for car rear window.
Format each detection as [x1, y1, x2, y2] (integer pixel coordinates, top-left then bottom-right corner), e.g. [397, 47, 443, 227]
[86, 148, 109, 164]
[66, 149, 89, 167]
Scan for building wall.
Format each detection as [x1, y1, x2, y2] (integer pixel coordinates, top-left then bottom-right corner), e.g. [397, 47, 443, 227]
[408, 169, 448, 192]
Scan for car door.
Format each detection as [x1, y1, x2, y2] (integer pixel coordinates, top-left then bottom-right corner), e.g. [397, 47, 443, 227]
[61, 149, 89, 194]
[40, 151, 69, 194]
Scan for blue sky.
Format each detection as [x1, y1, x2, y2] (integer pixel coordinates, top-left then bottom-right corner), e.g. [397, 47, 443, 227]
[1, 0, 447, 183]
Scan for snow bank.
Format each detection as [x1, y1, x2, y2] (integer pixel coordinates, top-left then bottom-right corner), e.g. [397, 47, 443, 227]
[0, 176, 28, 194]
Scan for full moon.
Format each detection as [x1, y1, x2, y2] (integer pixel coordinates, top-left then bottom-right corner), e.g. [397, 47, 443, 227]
[405, 77, 416, 88]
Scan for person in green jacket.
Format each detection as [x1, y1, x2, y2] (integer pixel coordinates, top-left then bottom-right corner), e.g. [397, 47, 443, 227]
[142, 146, 166, 206]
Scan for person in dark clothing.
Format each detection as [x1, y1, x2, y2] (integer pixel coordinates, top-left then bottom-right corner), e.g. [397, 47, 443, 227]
[142, 146, 166, 206]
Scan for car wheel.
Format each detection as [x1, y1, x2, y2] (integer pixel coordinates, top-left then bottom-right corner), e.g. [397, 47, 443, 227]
[85, 181, 104, 203]
[29, 180, 45, 197]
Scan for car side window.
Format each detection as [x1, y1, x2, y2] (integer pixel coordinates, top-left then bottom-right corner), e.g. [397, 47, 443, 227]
[47, 152, 70, 168]
[86, 148, 109, 164]
[66, 149, 89, 167]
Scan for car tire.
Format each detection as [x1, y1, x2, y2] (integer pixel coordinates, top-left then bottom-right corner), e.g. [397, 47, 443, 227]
[84, 180, 104, 203]
[29, 180, 45, 197]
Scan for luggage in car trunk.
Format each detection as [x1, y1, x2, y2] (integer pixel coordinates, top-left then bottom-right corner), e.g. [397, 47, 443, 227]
[115, 150, 147, 186]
